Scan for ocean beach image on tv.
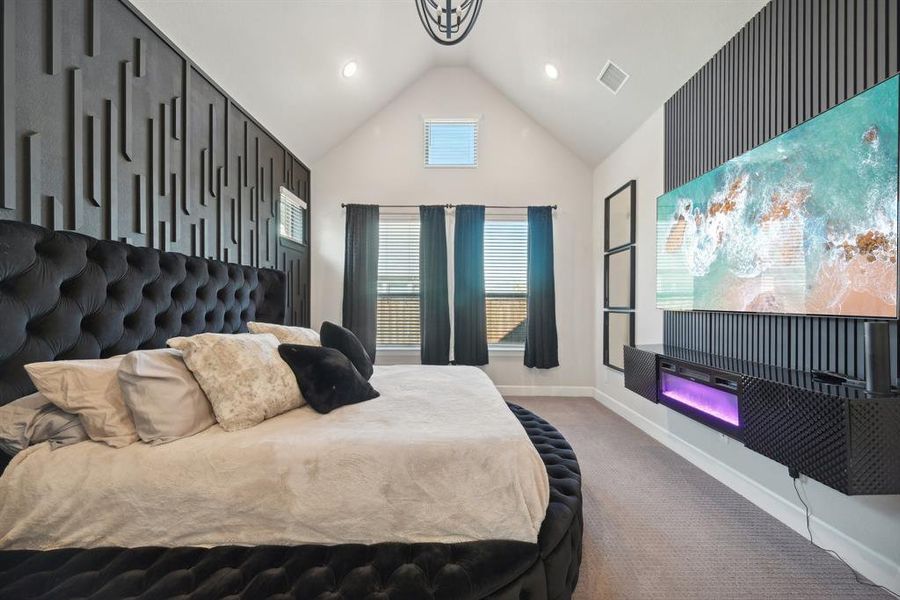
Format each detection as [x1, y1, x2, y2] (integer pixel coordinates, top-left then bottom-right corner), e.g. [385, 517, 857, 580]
[657, 75, 899, 317]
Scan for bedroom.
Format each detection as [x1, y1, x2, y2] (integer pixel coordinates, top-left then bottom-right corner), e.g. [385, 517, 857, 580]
[0, 0, 898, 598]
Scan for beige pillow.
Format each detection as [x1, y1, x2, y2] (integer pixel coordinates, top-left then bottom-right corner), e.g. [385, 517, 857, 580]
[25, 356, 138, 448]
[117, 349, 216, 445]
[167, 333, 303, 431]
[248, 322, 321, 346]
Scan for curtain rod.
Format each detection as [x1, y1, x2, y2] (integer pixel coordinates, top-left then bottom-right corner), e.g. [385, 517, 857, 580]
[340, 203, 558, 209]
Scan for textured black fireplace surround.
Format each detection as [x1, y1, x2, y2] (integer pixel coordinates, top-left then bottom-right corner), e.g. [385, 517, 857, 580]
[624, 344, 900, 496]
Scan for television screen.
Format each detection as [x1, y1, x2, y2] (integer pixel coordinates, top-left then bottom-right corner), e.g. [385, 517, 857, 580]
[657, 75, 899, 317]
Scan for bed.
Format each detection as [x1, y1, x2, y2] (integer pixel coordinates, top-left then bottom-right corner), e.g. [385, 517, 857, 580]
[0, 220, 583, 599]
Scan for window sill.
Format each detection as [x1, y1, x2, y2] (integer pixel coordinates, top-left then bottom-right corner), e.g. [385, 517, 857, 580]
[490, 345, 524, 353]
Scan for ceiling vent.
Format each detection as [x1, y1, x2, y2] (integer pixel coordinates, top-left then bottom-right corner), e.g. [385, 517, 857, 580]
[596, 60, 629, 94]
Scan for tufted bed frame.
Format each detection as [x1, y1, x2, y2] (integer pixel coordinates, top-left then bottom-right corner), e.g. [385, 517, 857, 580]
[0, 220, 583, 600]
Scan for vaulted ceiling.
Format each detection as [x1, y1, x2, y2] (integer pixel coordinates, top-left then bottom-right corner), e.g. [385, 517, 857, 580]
[132, 0, 766, 166]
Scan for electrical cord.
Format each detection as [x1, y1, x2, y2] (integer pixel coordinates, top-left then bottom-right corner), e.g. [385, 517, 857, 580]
[791, 476, 900, 599]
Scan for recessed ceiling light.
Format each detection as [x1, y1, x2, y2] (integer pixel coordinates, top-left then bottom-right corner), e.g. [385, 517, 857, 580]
[342, 61, 358, 78]
[544, 63, 559, 80]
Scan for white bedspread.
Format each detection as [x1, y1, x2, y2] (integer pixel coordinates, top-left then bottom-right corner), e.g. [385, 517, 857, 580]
[0, 365, 549, 550]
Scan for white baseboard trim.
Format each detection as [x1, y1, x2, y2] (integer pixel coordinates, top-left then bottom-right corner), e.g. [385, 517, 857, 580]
[497, 385, 595, 397]
[592, 387, 900, 594]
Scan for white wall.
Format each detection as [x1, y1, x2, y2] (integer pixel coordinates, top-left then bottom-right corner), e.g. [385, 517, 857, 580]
[312, 67, 594, 392]
[593, 108, 900, 591]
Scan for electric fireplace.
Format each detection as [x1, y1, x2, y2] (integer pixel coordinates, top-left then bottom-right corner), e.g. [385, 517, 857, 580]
[658, 360, 742, 439]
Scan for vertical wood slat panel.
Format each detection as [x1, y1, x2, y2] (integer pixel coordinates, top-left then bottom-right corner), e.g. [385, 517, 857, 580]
[89, 115, 101, 206]
[26, 132, 40, 223]
[662, 0, 899, 381]
[105, 100, 117, 240]
[1, 0, 14, 210]
[70, 68, 83, 230]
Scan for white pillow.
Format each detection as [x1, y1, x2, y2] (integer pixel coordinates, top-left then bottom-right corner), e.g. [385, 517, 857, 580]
[167, 333, 303, 431]
[24, 356, 138, 448]
[117, 349, 216, 445]
[0, 392, 88, 456]
[247, 322, 321, 346]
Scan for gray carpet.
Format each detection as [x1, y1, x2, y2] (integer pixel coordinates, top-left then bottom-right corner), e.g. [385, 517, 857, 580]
[507, 396, 894, 600]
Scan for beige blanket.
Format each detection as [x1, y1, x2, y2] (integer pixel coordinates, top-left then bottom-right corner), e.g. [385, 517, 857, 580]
[0, 365, 549, 549]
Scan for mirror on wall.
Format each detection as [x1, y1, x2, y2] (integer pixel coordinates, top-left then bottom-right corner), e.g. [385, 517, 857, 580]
[604, 311, 634, 372]
[605, 247, 634, 309]
[603, 180, 636, 372]
[604, 180, 636, 251]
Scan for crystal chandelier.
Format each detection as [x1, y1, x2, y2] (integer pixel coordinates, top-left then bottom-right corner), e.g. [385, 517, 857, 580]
[415, 0, 483, 46]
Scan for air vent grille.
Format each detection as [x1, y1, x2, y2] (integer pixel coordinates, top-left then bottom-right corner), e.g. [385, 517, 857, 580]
[597, 60, 629, 94]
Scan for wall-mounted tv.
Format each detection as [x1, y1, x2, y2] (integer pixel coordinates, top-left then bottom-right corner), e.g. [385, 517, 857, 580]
[657, 75, 898, 318]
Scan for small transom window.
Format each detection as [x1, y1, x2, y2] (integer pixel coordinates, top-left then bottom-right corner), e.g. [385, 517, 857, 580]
[424, 119, 478, 168]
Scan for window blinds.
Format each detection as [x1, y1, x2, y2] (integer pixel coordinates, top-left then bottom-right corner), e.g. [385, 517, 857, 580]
[279, 187, 307, 245]
[377, 217, 421, 347]
[424, 120, 478, 167]
[484, 219, 527, 346]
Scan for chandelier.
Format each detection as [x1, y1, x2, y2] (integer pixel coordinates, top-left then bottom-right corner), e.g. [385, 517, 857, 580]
[415, 0, 483, 46]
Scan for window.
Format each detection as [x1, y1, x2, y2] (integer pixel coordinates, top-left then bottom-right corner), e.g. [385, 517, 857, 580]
[377, 216, 420, 347]
[424, 119, 478, 167]
[279, 187, 307, 245]
[484, 218, 527, 347]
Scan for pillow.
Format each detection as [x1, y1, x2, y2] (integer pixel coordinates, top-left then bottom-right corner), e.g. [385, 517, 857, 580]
[320, 321, 374, 380]
[167, 333, 303, 431]
[117, 349, 216, 445]
[278, 344, 379, 414]
[0, 392, 88, 456]
[25, 356, 138, 448]
[248, 322, 321, 346]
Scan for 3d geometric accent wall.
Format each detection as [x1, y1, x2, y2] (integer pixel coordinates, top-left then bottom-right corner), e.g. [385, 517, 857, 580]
[0, 0, 310, 326]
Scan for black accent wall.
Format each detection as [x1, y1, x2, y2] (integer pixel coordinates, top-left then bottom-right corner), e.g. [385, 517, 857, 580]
[0, 0, 310, 326]
[663, 0, 899, 381]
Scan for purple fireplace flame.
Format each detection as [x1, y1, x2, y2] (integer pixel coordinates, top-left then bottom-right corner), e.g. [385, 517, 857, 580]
[659, 372, 740, 427]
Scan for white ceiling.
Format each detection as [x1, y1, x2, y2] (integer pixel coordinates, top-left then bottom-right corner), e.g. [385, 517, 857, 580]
[132, 0, 766, 166]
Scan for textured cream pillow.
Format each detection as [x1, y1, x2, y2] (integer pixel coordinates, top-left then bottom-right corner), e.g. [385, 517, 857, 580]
[167, 333, 303, 431]
[117, 348, 216, 445]
[24, 356, 138, 448]
[247, 322, 321, 346]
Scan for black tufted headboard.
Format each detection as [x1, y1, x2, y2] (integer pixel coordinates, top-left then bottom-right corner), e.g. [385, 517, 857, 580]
[0, 220, 286, 405]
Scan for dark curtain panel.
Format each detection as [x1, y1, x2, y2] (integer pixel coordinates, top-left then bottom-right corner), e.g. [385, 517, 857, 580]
[453, 205, 488, 366]
[524, 206, 559, 369]
[342, 204, 380, 361]
[419, 206, 451, 365]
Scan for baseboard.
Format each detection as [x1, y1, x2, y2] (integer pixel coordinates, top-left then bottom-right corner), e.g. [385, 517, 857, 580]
[592, 387, 900, 594]
[498, 385, 595, 397]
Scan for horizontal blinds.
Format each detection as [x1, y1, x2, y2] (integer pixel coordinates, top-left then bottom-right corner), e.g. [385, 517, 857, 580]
[425, 120, 478, 167]
[484, 219, 527, 345]
[278, 187, 307, 245]
[377, 218, 421, 347]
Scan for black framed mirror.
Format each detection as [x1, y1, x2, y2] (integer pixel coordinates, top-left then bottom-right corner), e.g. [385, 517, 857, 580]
[604, 180, 636, 252]
[603, 311, 635, 372]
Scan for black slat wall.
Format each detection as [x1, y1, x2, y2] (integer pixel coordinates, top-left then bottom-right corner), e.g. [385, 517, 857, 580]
[0, 0, 311, 326]
[663, 0, 899, 381]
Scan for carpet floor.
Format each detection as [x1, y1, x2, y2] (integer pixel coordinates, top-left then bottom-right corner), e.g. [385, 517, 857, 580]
[507, 396, 894, 600]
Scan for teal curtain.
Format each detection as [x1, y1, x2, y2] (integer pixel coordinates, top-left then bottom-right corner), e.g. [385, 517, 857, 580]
[419, 206, 450, 365]
[453, 205, 488, 365]
[524, 206, 559, 368]
[342, 204, 379, 361]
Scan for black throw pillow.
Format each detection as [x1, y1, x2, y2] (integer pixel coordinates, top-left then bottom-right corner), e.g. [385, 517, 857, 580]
[320, 321, 374, 380]
[278, 344, 379, 414]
